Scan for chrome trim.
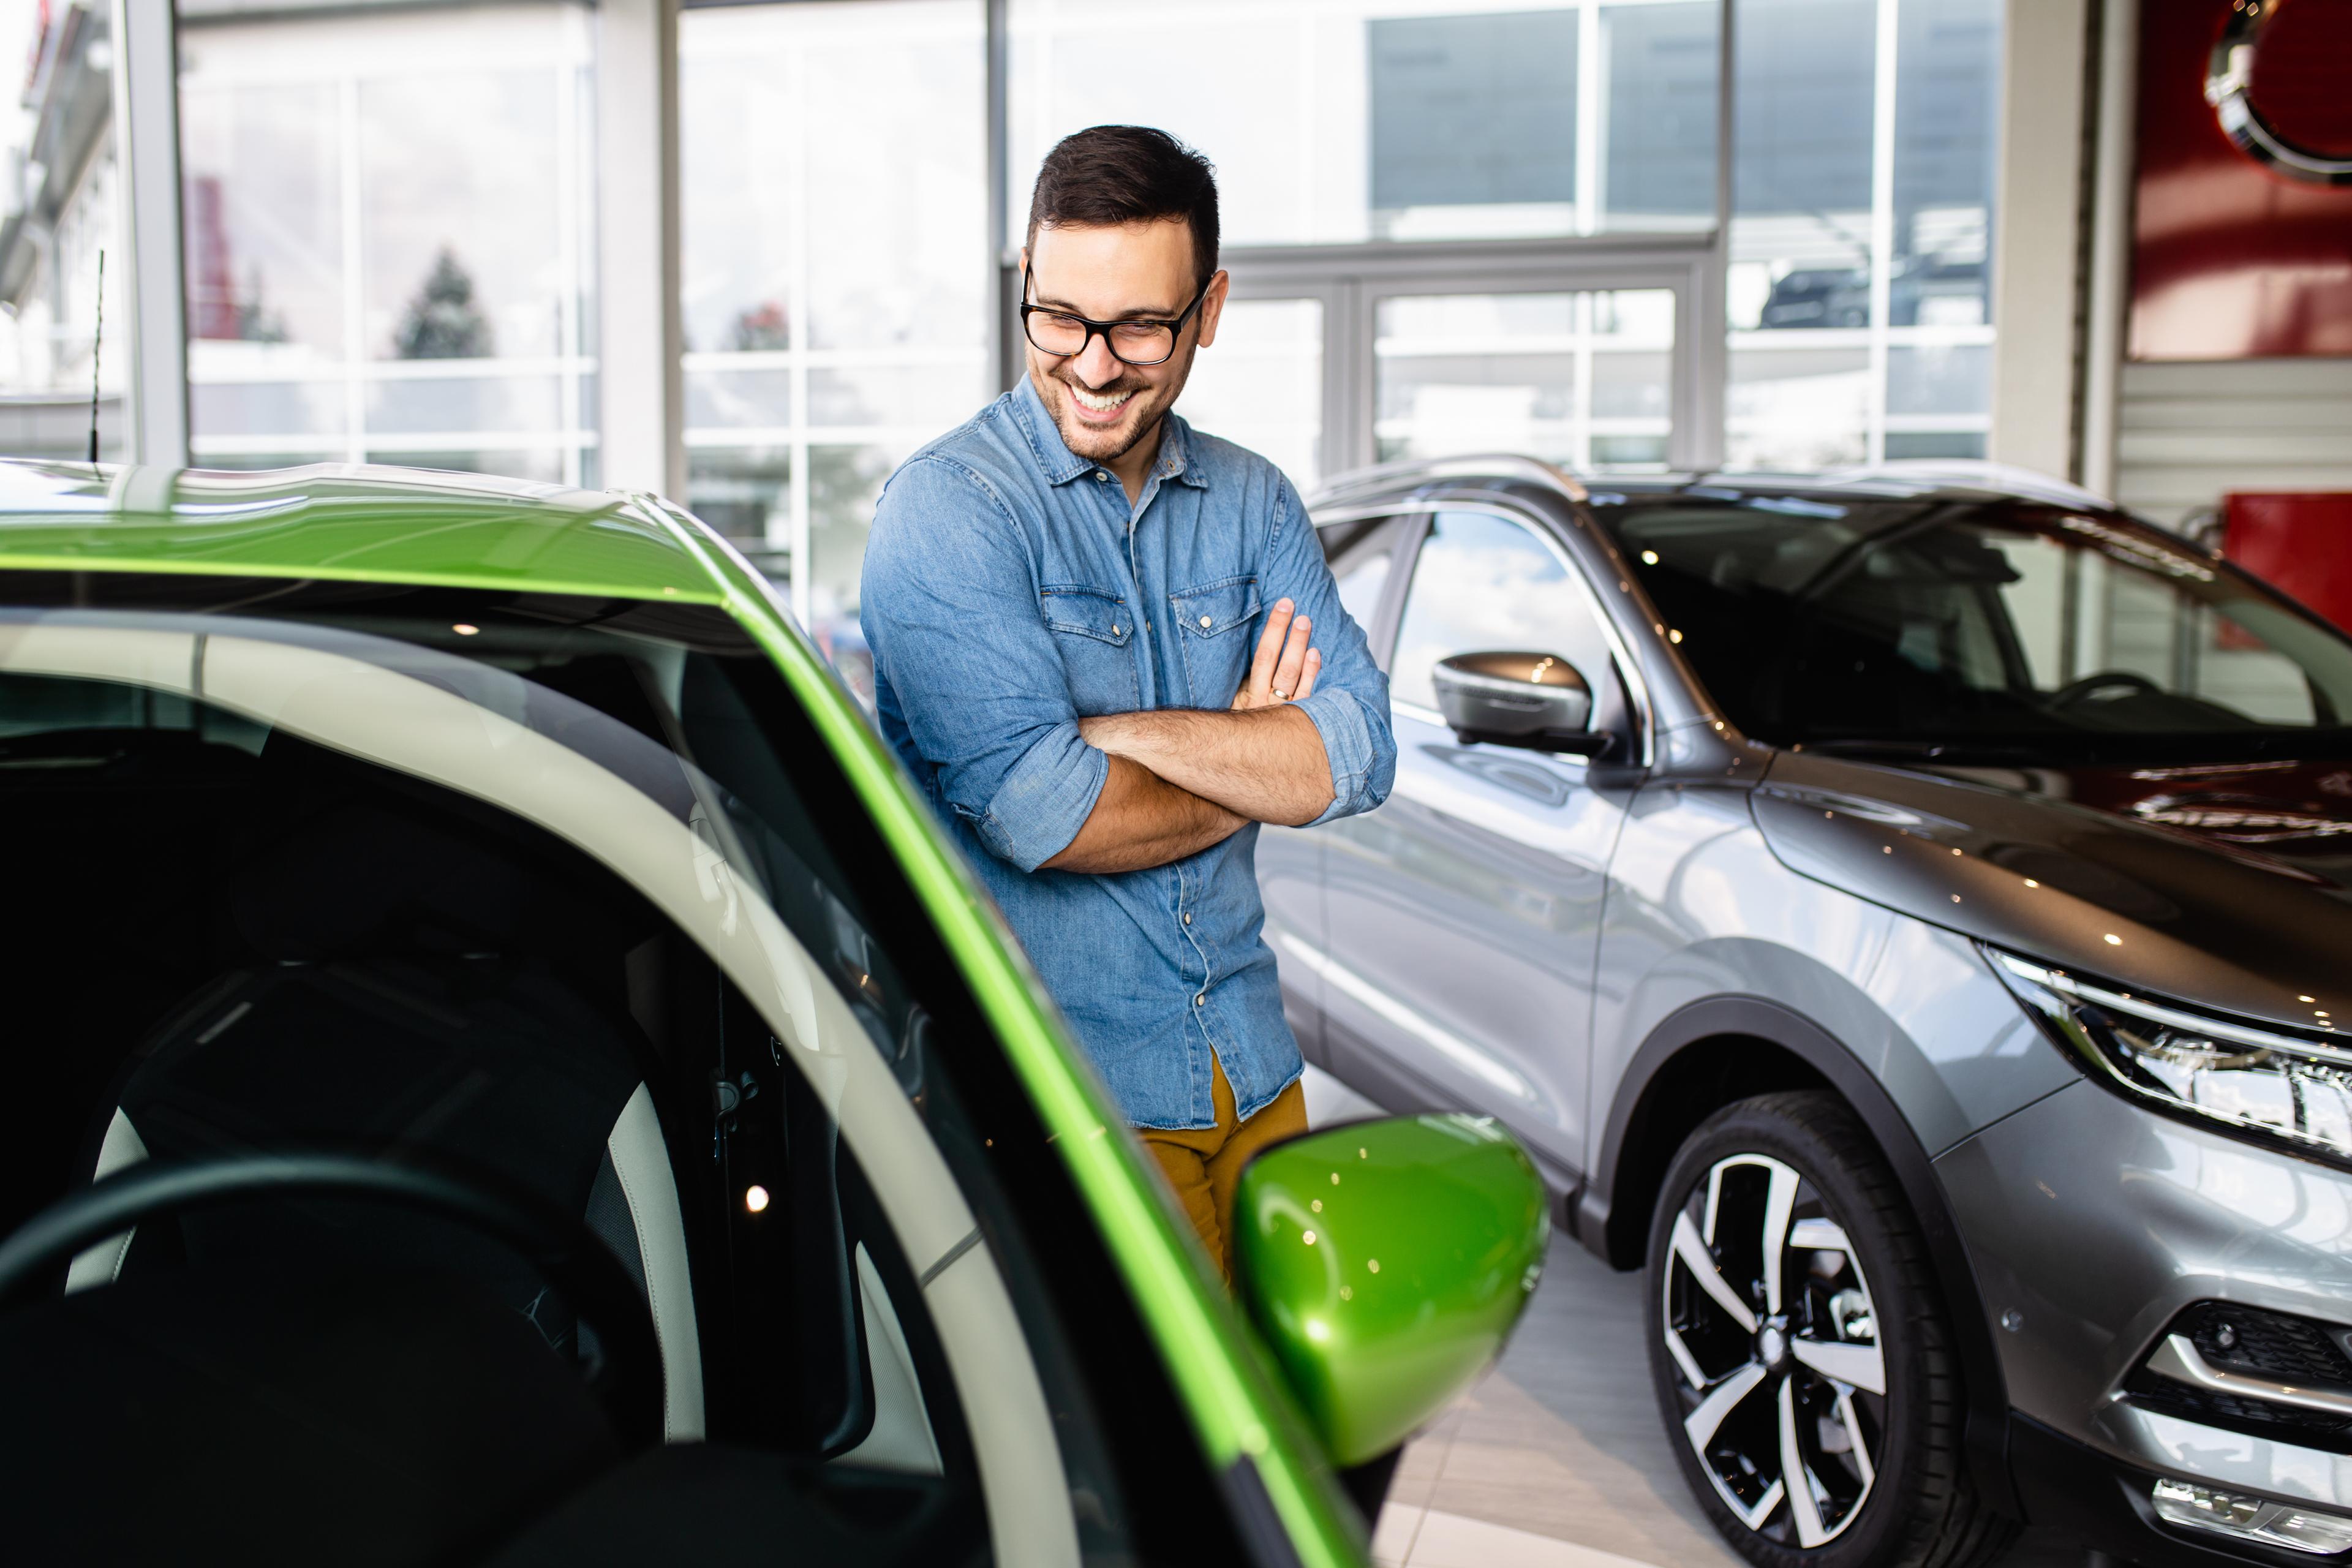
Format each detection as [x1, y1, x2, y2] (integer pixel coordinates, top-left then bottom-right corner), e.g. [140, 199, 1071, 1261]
[1309, 495, 1655, 767]
[2097, 1402, 2352, 1515]
[2205, 9, 2352, 189]
[2146, 1334, 2352, 1420]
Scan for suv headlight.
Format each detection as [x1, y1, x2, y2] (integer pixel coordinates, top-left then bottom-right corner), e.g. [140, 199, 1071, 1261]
[1988, 948, 2352, 1164]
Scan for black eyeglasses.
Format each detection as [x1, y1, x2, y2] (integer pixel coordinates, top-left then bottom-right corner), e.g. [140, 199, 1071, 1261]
[1019, 268, 1211, 368]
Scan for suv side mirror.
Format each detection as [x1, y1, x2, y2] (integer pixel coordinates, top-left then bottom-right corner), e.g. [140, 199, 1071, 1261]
[1431, 650, 1607, 756]
[1232, 1114, 1548, 1467]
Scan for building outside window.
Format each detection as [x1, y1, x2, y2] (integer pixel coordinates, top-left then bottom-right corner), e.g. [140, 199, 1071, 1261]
[679, 0, 990, 666]
[175, 2, 598, 482]
[0, 2, 130, 461]
[1727, 0, 1998, 469]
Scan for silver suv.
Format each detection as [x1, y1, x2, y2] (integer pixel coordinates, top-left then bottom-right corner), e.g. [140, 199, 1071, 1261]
[1260, 457, 2352, 1568]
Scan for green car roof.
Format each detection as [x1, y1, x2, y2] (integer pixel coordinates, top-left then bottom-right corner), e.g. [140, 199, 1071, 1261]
[0, 461, 723, 600]
[0, 458, 1367, 1568]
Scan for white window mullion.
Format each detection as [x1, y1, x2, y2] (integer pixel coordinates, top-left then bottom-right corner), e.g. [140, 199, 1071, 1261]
[338, 72, 364, 466]
[1576, 0, 1603, 236]
[1867, 0, 1899, 463]
[787, 39, 813, 628]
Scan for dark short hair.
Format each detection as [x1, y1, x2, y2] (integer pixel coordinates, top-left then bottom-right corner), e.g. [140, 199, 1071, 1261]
[1025, 126, 1219, 293]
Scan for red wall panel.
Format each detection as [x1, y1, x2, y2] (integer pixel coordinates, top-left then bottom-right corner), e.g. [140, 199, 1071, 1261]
[2225, 492, 2352, 636]
[2131, 0, 2352, 361]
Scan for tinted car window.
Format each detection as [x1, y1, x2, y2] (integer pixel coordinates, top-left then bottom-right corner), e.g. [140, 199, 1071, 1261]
[1320, 513, 1409, 665]
[1391, 509, 1623, 731]
[1600, 495, 2352, 761]
[0, 575, 1240, 1567]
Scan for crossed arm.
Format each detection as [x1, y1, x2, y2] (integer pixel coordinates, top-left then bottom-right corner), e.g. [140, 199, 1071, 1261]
[1042, 602, 1332, 873]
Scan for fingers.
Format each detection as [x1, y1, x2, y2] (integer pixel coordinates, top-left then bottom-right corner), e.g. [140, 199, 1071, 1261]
[1291, 648, 1322, 704]
[1270, 609, 1312, 701]
[1239, 599, 1296, 707]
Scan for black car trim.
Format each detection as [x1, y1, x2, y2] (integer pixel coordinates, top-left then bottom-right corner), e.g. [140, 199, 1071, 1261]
[1583, 992, 2018, 1520]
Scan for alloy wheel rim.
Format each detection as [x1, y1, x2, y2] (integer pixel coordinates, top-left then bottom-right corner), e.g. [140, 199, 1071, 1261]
[1662, 1153, 1887, 1549]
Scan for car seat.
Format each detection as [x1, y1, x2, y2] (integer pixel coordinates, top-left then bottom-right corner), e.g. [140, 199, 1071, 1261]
[61, 741, 706, 1443]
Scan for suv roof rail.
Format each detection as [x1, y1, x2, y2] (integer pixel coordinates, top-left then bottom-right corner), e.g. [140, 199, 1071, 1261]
[1306, 451, 1589, 511]
[1811, 459, 2114, 511]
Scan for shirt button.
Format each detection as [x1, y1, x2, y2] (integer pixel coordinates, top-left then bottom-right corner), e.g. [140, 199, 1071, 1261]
[1194, 993, 1205, 1007]
[1198, 614, 1212, 629]
[1111, 624, 1121, 636]
[1094, 470, 1109, 481]
[1182, 912, 1191, 925]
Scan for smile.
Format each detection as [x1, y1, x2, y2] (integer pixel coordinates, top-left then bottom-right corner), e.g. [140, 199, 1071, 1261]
[1068, 383, 1136, 421]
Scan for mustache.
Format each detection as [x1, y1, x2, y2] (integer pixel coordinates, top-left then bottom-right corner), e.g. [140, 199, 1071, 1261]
[1054, 366, 1148, 400]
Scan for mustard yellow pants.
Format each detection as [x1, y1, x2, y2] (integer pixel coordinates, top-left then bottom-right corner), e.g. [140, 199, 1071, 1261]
[1138, 1056, 1308, 1283]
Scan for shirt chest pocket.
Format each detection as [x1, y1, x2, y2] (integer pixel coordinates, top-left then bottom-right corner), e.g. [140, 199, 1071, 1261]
[1169, 575, 1262, 708]
[1039, 585, 1140, 716]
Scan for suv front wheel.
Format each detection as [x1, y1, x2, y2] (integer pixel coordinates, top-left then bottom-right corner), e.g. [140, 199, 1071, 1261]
[1644, 1092, 2013, 1568]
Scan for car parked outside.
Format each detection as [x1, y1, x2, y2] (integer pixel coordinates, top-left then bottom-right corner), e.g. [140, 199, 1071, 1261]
[1260, 455, 2352, 1568]
[0, 459, 1548, 1568]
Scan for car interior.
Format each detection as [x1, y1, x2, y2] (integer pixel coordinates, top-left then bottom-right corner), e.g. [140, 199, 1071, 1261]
[0, 570, 1280, 1567]
[1603, 496, 2349, 751]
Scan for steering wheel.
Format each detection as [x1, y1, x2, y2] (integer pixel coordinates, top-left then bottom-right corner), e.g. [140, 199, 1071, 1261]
[0, 1152, 664, 1448]
[2048, 669, 2167, 709]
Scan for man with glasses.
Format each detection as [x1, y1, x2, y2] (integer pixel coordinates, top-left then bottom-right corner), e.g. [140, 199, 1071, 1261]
[861, 126, 1395, 1279]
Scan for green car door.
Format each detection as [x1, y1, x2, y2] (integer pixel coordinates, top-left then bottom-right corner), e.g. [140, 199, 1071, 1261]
[0, 461, 1547, 1568]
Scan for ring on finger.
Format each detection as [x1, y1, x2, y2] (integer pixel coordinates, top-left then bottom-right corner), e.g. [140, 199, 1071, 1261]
[1271, 688, 1288, 701]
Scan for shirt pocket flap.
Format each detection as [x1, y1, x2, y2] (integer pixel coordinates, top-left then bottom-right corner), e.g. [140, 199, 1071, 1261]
[1039, 586, 1133, 646]
[1169, 576, 1262, 641]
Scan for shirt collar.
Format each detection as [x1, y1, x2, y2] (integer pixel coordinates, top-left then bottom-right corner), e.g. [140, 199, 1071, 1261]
[1011, 375, 1212, 491]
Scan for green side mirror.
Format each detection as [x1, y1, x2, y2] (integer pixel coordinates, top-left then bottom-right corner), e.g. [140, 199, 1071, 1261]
[1233, 1114, 1550, 1466]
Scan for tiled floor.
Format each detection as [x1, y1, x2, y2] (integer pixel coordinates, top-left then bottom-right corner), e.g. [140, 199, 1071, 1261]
[1301, 1070, 2091, 1568]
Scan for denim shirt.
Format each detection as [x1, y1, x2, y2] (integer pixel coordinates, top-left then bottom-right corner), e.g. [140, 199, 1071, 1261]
[860, 379, 1396, 1129]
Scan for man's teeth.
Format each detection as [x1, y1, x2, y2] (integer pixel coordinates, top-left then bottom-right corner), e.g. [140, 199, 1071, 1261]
[1071, 385, 1133, 412]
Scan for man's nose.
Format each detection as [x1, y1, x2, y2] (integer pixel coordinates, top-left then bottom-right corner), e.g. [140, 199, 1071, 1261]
[1072, 335, 1125, 388]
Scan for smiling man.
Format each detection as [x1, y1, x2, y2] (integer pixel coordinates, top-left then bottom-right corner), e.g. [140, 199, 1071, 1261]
[860, 126, 1396, 1278]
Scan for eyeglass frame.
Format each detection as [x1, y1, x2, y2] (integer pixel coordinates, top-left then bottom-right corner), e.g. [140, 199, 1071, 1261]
[1017, 266, 1214, 368]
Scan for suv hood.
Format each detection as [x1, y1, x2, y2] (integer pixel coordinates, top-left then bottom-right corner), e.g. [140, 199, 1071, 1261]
[1752, 750, 2352, 1032]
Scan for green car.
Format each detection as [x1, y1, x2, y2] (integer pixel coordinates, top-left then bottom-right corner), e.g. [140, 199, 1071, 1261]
[0, 461, 1547, 1567]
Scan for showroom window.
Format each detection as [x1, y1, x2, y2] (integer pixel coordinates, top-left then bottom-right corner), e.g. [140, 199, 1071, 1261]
[176, 3, 599, 482]
[679, 0, 990, 641]
[1008, 0, 1719, 247]
[1726, 0, 1999, 469]
[0, 4, 131, 459]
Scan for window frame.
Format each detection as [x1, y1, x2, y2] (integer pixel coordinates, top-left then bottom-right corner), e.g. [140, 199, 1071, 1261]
[1317, 495, 1656, 767]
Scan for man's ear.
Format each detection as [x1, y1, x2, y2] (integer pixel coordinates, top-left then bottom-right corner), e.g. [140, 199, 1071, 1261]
[1194, 269, 1232, 350]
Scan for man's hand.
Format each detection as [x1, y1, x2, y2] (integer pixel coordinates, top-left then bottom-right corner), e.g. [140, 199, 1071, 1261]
[1232, 598, 1322, 711]
[1075, 597, 1338, 829]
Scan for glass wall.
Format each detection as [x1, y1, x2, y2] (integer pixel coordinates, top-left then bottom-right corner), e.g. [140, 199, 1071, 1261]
[1725, 0, 1997, 470]
[679, 0, 989, 652]
[176, 4, 598, 481]
[1009, 0, 1721, 247]
[1374, 288, 1675, 469]
[0, 3, 130, 460]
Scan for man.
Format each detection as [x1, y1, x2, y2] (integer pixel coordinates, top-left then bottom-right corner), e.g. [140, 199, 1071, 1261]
[860, 126, 1395, 1279]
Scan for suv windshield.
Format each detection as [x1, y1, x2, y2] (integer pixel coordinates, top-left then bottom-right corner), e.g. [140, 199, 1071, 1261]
[1598, 492, 2352, 763]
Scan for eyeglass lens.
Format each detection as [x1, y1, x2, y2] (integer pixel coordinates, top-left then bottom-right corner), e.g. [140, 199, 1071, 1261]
[1023, 312, 1177, 365]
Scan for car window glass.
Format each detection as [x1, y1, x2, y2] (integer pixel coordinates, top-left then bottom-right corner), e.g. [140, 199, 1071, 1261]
[1390, 509, 1622, 730]
[1604, 498, 2352, 758]
[1321, 514, 1406, 659]
[0, 581, 1245, 1568]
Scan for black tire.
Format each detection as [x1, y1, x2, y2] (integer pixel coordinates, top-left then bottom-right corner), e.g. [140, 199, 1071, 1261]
[1643, 1092, 2015, 1568]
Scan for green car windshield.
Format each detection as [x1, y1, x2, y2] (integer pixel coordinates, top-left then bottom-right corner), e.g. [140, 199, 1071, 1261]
[1599, 494, 2352, 764]
[0, 570, 1248, 1568]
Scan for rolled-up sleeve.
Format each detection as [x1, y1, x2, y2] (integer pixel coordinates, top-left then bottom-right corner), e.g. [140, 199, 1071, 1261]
[861, 457, 1106, 872]
[1261, 476, 1396, 826]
